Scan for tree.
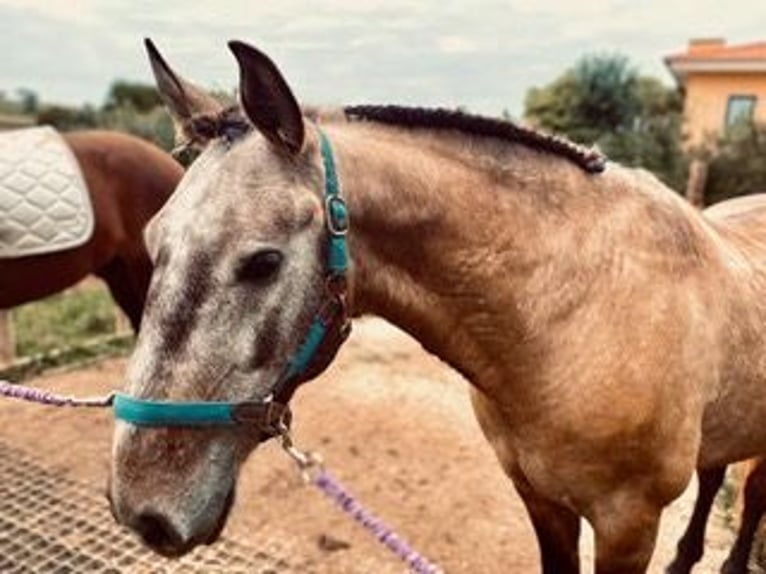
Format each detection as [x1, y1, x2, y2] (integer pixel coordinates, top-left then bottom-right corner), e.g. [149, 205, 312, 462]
[525, 71, 585, 138]
[704, 125, 766, 205]
[99, 105, 175, 152]
[37, 105, 98, 131]
[525, 55, 640, 143]
[16, 88, 38, 114]
[524, 54, 687, 190]
[103, 81, 163, 113]
[597, 77, 687, 189]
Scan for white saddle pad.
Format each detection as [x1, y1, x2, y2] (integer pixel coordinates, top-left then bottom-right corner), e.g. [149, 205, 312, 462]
[0, 126, 93, 258]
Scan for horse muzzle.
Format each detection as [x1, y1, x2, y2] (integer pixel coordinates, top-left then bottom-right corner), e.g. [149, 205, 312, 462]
[108, 473, 235, 557]
[109, 424, 239, 557]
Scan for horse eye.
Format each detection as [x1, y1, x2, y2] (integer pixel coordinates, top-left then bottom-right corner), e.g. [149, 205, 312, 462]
[236, 249, 283, 283]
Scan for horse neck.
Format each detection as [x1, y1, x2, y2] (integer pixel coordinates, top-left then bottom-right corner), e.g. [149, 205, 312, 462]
[328, 123, 604, 390]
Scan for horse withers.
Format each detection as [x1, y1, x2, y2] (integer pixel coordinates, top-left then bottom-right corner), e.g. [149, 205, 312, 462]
[0, 130, 183, 332]
[109, 40, 766, 573]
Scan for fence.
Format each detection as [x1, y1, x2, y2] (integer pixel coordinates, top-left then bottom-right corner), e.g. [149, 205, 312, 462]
[0, 311, 14, 366]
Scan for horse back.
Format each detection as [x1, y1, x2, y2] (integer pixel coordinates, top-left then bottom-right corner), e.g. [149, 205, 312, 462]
[62, 131, 182, 252]
[703, 194, 766, 260]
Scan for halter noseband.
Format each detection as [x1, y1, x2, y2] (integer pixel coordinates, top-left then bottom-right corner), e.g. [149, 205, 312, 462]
[113, 129, 351, 436]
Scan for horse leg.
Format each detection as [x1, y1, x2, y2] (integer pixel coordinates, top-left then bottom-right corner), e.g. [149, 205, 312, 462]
[722, 458, 766, 574]
[590, 491, 664, 574]
[468, 389, 580, 573]
[666, 465, 727, 574]
[96, 257, 150, 333]
[513, 472, 581, 574]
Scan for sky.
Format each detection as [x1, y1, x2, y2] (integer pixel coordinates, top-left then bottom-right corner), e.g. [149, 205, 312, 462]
[1, 0, 765, 117]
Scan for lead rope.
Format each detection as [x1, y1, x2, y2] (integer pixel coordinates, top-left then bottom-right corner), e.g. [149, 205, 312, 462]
[0, 379, 443, 573]
[0, 380, 114, 407]
[279, 428, 443, 574]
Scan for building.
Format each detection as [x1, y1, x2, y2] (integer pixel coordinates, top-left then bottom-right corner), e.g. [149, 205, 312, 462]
[665, 39, 766, 148]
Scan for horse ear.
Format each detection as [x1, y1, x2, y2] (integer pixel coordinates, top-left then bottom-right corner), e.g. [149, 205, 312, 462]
[144, 38, 224, 147]
[228, 40, 305, 155]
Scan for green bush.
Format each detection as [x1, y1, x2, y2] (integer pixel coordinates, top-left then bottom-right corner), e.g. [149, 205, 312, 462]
[703, 124, 766, 205]
[36, 105, 99, 131]
[99, 106, 175, 151]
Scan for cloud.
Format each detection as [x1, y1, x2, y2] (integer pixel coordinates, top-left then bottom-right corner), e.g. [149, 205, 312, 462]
[0, 0, 103, 25]
[437, 35, 479, 54]
[0, 0, 764, 115]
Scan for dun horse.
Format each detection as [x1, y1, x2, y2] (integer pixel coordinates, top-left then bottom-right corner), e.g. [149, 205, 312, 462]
[0, 131, 182, 331]
[109, 40, 766, 573]
[667, 194, 766, 574]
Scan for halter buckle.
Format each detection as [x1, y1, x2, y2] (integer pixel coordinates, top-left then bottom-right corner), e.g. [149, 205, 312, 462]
[231, 398, 291, 438]
[325, 196, 349, 236]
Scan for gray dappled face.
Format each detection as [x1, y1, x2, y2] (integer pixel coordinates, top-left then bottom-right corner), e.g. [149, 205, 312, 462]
[109, 130, 327, 554]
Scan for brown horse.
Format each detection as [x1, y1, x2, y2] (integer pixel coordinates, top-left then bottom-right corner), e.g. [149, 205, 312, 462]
[109, 41, 766, 573]
[668, 194, 766, 574]
[0, 131, 183, 331]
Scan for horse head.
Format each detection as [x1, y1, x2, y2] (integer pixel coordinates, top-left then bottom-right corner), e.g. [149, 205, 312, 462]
[109, 39, 341, 556]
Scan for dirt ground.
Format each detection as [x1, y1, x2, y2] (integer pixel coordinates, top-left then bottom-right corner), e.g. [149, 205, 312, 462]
[0, 318, 739, 573]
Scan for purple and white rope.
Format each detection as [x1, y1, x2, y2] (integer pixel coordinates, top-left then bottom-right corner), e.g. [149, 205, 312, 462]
[0, 379, 441, 572]
[313, 469, 442, 574]
[0, 380, 113, 408]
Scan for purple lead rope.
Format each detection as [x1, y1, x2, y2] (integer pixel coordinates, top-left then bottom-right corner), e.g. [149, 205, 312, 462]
[0, 380, 113, 408]
[312, 469, 442, 574]
[0, 379, 442, 573]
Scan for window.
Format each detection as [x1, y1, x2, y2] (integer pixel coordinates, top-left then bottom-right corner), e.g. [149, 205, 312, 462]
[725, 95, 757, 129]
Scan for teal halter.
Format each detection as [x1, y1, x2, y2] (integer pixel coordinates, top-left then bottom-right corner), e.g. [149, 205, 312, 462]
[114, 129, 351, 432]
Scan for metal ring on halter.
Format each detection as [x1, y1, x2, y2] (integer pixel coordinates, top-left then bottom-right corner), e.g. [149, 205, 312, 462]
[277, 421, 323, 481]
[325, 273, 348, 296]
[171, 140, 192, 159]
[230, 396, 292, 437]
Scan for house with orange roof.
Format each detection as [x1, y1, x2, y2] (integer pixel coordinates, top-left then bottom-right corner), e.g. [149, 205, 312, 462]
[665, 38, 766, 148]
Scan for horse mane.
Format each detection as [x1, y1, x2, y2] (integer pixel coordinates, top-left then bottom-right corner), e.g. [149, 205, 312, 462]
[343, 105, 606, 174]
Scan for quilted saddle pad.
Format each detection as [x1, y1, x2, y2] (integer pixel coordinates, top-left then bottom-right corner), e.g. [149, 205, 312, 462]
[0, 126, 93, 258]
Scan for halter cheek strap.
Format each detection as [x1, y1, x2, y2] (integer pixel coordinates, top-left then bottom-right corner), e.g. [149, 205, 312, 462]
[272, 130, 350, 399]
[113, 129, 351, 433]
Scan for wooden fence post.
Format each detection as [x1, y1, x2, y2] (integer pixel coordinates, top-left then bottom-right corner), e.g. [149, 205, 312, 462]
[686, 159, 709, 208]
[114, 307, 131, 334]
[0, 310, 15, 366]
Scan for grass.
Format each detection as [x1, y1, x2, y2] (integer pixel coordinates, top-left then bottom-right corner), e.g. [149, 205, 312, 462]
[0, 284, 135, 381]
[718, 469, 739, 529]
[12, 285, 117, 356]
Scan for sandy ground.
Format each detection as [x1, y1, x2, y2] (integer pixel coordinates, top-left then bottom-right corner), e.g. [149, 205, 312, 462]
[0, 318, 738, 573]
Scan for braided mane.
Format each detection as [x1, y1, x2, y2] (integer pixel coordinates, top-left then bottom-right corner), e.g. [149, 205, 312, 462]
[344, 105, 606, 174]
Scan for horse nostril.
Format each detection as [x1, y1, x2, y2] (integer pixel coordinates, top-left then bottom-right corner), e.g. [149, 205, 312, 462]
[134, 512, 184, 551]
